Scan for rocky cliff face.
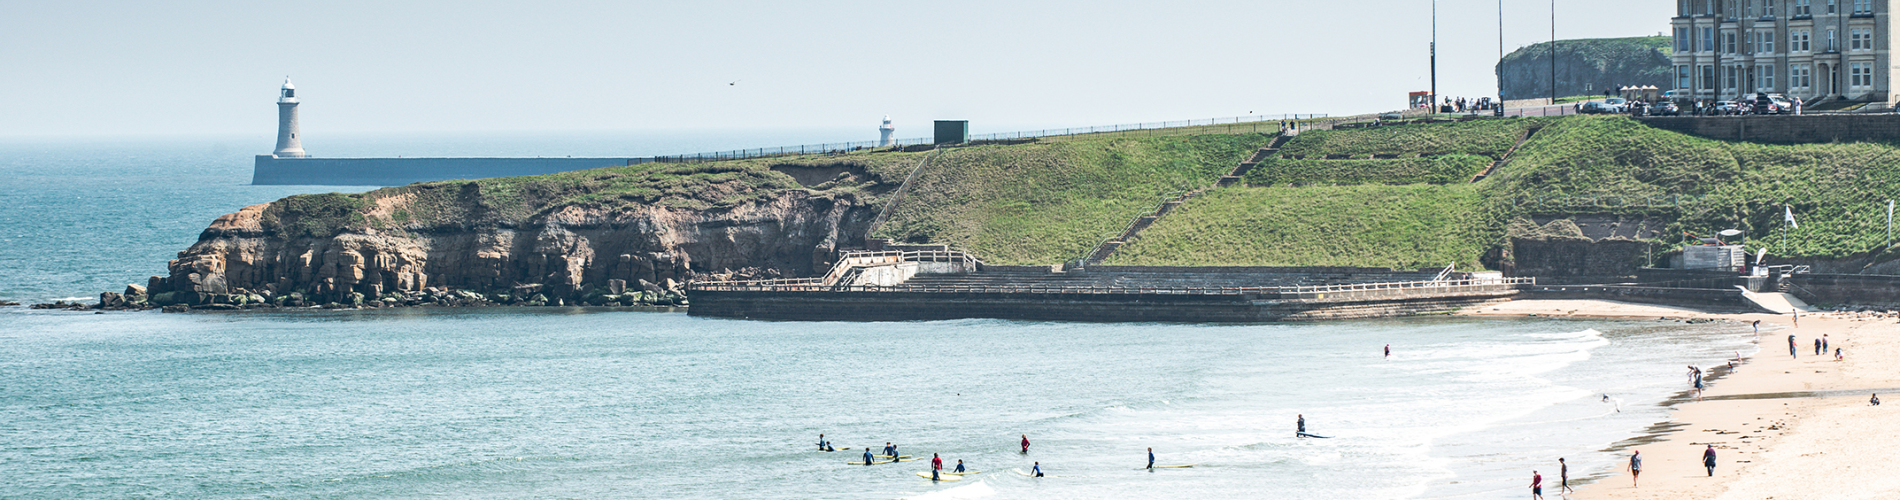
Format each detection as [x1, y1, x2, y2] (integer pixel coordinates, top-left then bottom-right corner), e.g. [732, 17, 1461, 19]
[1499, 37, 1670, 100]
[143, 160, 894, 307]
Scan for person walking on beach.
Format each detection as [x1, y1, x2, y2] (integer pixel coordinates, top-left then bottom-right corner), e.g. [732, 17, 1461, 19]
[1815, 338, 1824, 356]
[931, 453, 943, 480]
[1147, 447, 1155, 469]
[1752, 320, 1760, 334]
[1790, 334, 1799, 358]
[1021, 435, 1030, 454]
[1530, 470, 1544, 499]
[1559, 458, 1574, 494]
[1627, 450, 1642, 487]
[1694, 369, 1706, 401]
[1823, 334, 1829, 353]
[1703, 444, 1718, 476]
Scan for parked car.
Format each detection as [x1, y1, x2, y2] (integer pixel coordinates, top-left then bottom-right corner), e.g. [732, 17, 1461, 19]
[1378, 111, 1404, 120]
[1603, 97, 1630, 112]
[1711, 100, 1740, 115]
[1649, 101, 1681, 116]
[1579, 100, 1616, 114]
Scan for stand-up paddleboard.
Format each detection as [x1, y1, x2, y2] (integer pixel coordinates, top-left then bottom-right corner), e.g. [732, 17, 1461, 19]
[917, 471, 964, 481]
[1296, 432, 1332, 439]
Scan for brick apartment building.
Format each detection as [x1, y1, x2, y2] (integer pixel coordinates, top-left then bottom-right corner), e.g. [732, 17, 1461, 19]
[1671, 0, 1895, 104]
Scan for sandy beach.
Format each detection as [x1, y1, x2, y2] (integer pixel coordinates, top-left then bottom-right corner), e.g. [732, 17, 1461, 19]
[1464, 299, 1900, 499]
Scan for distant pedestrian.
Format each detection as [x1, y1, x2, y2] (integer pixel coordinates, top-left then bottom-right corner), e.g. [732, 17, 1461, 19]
[1836, 348, 1844, 361]
[1793, 309, 1800, 327]
[1559, 458, 1574, 493]
[1790, 334, 1799, 358]
[1823, 334, 1829, 353]
[1703, 444, 1718, 476]
[1627, 450, 1642, 487]
[1531, 470, 1544, 499]
[1752, 320, 1760, 334]
[1873, 393, 1882, 406]
[1815, 337, 1823, 356]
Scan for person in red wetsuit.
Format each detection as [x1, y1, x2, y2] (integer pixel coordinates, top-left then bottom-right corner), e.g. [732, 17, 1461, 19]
[1021, 435, 1030, 454]
[931, 453, 943, 480]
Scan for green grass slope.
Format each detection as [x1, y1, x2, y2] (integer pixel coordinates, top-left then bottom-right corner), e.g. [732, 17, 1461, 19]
[1114, 115, 1900, 269]
[871, 134, 1273, 265]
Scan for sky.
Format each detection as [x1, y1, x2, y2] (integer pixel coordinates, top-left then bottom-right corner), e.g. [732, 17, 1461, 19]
[0, 0, 1673, 139]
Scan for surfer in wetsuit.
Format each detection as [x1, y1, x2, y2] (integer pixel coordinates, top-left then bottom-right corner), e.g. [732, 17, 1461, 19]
[863, 448, 874, 466]
[1021, 434, 1030, 454]
[1297, 414, 1306, 435]
[1147, 447, 1155, 469]
[931, 453, 943, 480]
[954, 459, 965, 473]
[1032, 461, 1044, 477]
[1384, 344, 1391, 359]
[886, 443, 899, 460]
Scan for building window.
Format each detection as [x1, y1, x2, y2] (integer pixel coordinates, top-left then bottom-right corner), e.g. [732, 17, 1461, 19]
[1850, 63, 1872, 87]
[1760, 65, 1777, 90]
[1763, 0, 1776, 17]
[1828, 0, 1837, 14]
[1702, 27, 1716, 52]
[1702, 65, 1718, 91]
[1795, 0, 1811, 15]
[1854, 0, 1871, 14]
[1676, 27, 1692, 52]
[1678, 65, 1694, 89]
[1791, 63, 1812, 89]
[1793, 30, 1811, 51]
[1827, 29, 1837, 51]
[1725, 32, 1738, 53]
[1850, 29, 1872, 50]
[1725, 65, 1740, 91]
[1763, 31, 1776, 52]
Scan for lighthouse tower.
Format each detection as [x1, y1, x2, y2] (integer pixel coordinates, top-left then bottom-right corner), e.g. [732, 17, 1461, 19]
[273, 77, 307, 158]
[878, 115, 896, 147]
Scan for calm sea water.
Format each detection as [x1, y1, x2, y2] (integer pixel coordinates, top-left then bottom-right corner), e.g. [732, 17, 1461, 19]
[1, 134, 1762, 499]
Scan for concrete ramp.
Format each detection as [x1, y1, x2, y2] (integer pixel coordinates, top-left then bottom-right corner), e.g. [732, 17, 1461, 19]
[1738, 288, 1821, 314]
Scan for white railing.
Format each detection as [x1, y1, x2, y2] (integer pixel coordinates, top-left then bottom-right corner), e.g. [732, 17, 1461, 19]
[690, 276, 1535, 295]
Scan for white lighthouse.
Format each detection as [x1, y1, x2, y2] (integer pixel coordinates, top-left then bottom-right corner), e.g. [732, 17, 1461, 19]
[273, 77, 307, 157]
[878, 115, 896, 147]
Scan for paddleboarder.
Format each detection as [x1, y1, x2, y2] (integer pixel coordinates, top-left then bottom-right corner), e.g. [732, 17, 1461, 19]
[1147, 447, 1155, 469]
[931, 453, 943, 480]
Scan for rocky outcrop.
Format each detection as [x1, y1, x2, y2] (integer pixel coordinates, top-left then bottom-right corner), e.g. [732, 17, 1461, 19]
[142, 168, 884, 308]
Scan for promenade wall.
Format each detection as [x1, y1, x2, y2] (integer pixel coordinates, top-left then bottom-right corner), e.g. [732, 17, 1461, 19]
[253, 155, 651, 186]
[688, 287, 1517, 323]
[1640, 114, 1900, 143]
[1786, 274, 1900, 307]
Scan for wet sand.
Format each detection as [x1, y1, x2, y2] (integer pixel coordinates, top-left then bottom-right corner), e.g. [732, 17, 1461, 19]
[1467, 299, 1900, 499]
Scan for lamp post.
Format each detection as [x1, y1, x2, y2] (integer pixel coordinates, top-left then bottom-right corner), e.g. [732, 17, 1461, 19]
[1550, 0, 1557, 103]
[1432, 0, 1438, 111]
[1498, 0, 1505, 115]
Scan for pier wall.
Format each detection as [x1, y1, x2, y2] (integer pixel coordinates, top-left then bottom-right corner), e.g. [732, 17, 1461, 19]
[253, 155, 651, 186]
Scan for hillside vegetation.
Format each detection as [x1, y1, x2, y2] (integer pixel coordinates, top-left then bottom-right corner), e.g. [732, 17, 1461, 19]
[1112, 115, 1900, 268]
[872, 134, 1273, 264]
[1500, 36, 1670, 100]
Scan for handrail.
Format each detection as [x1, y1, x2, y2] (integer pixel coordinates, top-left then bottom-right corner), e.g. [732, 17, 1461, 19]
[690, 276, 1535, 295]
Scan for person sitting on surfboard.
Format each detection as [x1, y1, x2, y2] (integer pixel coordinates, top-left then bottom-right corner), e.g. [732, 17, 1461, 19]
[1147, 447, 1155, 469]
[1032, 462, 1043, 477]
[1021, 434, 1030, 454]
[954, 459, 966, 473]
[931, 453, 943, 480]
[862, 448, 874, 466]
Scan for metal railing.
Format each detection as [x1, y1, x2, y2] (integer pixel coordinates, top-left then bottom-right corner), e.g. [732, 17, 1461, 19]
[691, 276, 1534, 296]
[655, 137, 936, 163]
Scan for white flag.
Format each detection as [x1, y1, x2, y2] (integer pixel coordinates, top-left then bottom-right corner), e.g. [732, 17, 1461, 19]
[1785, 205, 1798, 229]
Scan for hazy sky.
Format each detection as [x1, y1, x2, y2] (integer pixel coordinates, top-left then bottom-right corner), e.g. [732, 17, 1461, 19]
[1, 0, 1672, 139]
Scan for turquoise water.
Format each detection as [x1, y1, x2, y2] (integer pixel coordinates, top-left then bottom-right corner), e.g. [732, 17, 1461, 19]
[0, 135, 1761, 498]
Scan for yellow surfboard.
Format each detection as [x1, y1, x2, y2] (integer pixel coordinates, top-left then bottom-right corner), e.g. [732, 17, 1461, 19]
[917, 471, 964, 481]
[943, 470, 980, 475]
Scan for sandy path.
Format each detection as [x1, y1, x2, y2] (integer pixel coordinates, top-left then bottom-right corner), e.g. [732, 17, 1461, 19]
[1471, 300, 1900, 500]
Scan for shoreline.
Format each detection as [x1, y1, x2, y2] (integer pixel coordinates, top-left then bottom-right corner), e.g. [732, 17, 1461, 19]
[1466, 299, 1900, 499]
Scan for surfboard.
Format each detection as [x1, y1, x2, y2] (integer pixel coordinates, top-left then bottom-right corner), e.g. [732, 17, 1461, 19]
[917, 471, 964, 481]
[846, 459, 898, 465]
[1139, 464, 1196, 469]
[1296, 432, 1332, 439]
[943, 470, 980, 475]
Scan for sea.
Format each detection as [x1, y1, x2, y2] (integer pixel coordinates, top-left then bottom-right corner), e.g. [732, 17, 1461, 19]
[0, 132, 1764, 499]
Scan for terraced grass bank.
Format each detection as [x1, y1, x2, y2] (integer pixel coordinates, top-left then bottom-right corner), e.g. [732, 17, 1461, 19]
[1111, 116, 1900, 271]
